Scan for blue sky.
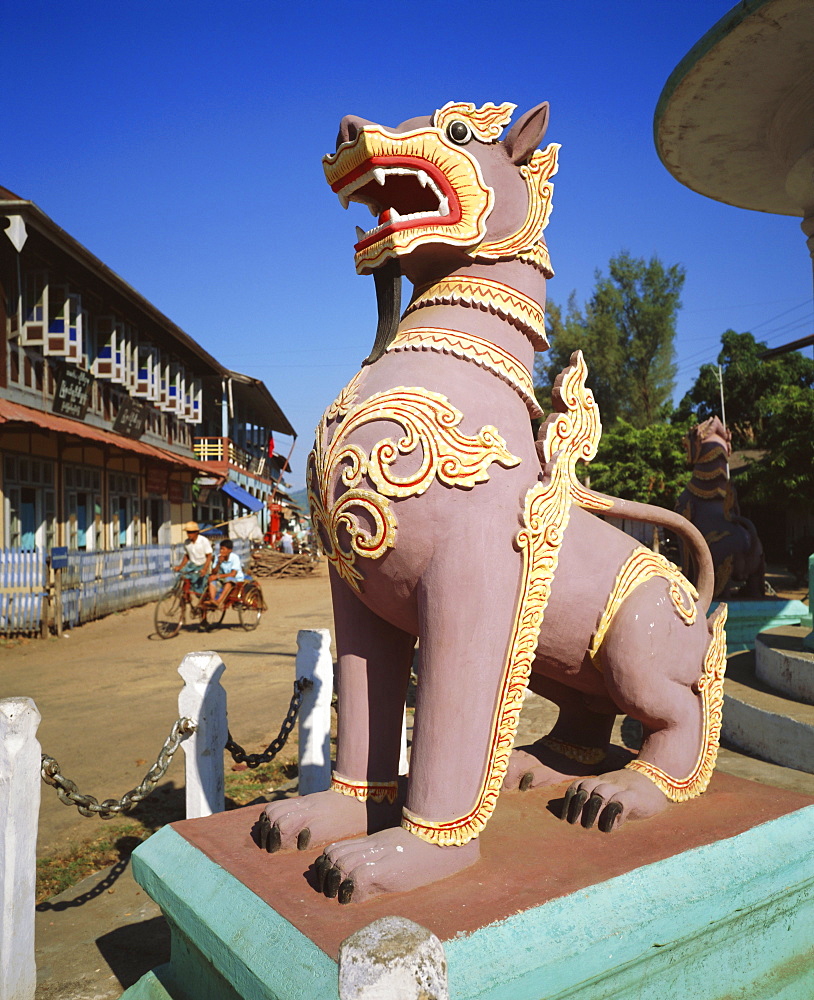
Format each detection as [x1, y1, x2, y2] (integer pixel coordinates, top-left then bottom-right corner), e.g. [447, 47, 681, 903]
[3, 2, 811, 490]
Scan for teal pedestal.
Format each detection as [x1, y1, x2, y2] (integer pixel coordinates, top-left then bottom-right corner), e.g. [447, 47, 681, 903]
[805, 554, 814, 653]
[712, 598, 811, 652]
[123, 774, 814, 1000]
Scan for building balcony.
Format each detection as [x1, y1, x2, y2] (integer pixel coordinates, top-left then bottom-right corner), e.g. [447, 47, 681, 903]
[193, 437, 270, 482]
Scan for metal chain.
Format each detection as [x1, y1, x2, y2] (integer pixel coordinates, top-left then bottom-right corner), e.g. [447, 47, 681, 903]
[41, 717, 196, 820]
[225, 677, 312, 768]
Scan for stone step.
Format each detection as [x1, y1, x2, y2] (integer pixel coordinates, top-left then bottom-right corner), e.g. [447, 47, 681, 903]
[756, 625, 814, 703]
[712, 598, 811, 652]
[723, 649, 814, 773]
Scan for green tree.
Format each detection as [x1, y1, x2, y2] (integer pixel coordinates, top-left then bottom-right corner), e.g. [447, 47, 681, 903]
[585, 419, 691, 509]
[675, 330, 814, 449]
[739, 385, 814, 506]
[536, 251, 684, 428]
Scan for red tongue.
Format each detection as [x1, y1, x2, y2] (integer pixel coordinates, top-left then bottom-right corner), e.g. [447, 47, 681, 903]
[379, 208, 394, 225]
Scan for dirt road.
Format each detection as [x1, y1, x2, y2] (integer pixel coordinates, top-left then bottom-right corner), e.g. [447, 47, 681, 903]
[1, 564, 334, 857]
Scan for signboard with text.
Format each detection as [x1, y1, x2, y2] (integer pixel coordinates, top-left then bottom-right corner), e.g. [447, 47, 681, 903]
[146, 466, 170, 495]
[53, 366, 93, 420]
[112, 397, 148, 439]
[50, 546, 69, 569]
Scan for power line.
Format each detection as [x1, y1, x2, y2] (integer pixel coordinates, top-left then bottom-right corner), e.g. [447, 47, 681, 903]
[674, 301, 814, 379]
[749, 298, 811, 331]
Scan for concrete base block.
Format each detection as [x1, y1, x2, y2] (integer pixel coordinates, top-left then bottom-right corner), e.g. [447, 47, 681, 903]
[122, 969, 174, 999]
[756, 627, 814, 704]
[723, 650, 814, 772]
[712, 599, 811, 653]
[122, 774, 814, 1000]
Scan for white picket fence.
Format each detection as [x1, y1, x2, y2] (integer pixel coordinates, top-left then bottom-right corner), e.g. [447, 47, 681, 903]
[0, 539, 251, 635]
[0, 550, 45, 636]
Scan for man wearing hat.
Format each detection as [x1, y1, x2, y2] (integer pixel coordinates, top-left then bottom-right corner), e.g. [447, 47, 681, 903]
[174, 522, 214, 598]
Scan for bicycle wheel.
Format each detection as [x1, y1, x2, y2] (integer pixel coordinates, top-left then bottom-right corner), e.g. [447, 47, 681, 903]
[155, 588, 184, 638]
[237, 583, 263, 631]
[238, 603, 262, 631]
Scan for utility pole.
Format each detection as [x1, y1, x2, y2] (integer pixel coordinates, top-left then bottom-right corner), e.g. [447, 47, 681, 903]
[716, 364, 730, 479]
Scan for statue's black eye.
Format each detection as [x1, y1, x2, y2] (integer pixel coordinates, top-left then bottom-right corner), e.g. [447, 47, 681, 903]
[447, 120, 472, 145]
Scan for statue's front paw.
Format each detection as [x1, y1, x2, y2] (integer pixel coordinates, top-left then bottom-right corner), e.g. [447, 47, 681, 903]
[255, 789, 378, 854]
[313, 827, 480, 904]
[559, 768, 668, 832]
[255, 787, 405, 855]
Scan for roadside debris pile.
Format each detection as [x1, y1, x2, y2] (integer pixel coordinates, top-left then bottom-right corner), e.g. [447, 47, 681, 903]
[250, 548, 317, 578]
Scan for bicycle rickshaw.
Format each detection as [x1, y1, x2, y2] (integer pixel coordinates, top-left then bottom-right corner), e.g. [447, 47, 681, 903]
[154, 572, 266, 638]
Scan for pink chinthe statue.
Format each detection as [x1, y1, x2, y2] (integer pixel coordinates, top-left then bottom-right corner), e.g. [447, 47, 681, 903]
[257, 101, 727, 904]
[676, 416, 765, 600]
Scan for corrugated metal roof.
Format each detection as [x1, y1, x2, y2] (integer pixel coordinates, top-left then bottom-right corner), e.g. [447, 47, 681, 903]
[0, 397, 214, 472]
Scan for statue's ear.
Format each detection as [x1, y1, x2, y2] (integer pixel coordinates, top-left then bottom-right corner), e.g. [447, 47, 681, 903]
[503, 102, 550, 165]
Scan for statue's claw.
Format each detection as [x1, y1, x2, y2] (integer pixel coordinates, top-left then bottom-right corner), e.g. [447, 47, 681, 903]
[315, 853, 331, 891]
[581, 792, 604, 829]
[338, 878, 355, 905]
[598, 800, 623, 833]
[257, 811, 269, 847]
[324, 865, 343, 899]
[566, 787, 589, 824]
[519, 771, 534, 791]
[257, 811, 281, 853]
[297, 827, 311, 851]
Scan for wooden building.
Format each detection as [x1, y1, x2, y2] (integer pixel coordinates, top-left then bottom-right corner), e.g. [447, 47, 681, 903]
[0, 184, 295, 630]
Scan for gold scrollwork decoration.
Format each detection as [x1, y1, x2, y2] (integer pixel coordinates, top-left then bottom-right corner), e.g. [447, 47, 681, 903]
[386, 326, 542, 418]
[626, 604, 728, 801]
[537, 351, 612, 512]
[331, 772, 400, 804]
[406, 274, 549, 350]
[401, 353, 604, 846]
[589, 547, 699, 668]
[309, 380, 521, 591]
[476, 143, 560, 262]
[433, 101, 517, 142]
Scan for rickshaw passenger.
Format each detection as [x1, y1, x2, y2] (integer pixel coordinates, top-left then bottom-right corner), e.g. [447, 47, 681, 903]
[207, 538, 245, 609]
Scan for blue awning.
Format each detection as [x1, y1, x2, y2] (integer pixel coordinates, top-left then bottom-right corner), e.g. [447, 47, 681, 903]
[220, 480, 264, 512]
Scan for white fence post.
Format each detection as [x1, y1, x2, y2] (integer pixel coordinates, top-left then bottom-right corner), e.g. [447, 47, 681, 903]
[339, 916, 448, 1000]
[296, 629, 333, 795]
[178, 652, 227, 818]
[0, 698, 41, 1000]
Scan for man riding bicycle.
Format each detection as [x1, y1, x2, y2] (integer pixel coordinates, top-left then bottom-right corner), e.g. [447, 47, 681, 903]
[173, 522, 213, 600]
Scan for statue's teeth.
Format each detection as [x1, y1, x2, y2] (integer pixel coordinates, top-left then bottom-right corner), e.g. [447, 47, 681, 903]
[338, 192, 349, 209]
[372, 168, 386, 186]
[368, 204, 378, 217]
[417, 170, 429, 188]
[388, 207, 401, 222]
[356, 226, 366, 241]
[438, 196, 450, 216]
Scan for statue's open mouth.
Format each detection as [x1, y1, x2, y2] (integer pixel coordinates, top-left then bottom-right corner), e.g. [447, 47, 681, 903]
[330, 157, 460, 252]
[323, 125, 493, 275]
